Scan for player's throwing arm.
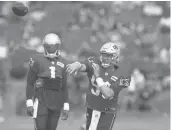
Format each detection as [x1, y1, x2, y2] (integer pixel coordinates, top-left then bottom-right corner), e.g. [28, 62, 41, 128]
[66, 42, 132, 130]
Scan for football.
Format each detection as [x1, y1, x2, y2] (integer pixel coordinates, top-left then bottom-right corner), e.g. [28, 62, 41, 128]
[12, 2, 29, 16]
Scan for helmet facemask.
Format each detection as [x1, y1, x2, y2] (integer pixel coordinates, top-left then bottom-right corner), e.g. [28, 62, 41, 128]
[100, 52, 118, 68]
[43, 43, 60, 58]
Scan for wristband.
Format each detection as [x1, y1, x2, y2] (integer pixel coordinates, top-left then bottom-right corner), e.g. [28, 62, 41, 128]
[26, 99, 33, 107]
[64, 103, 70, 111]
[96, 77, 105, 87]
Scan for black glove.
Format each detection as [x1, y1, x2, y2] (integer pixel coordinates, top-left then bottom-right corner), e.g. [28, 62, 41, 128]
[61, 109, 69, 120]
[26, 106, 34, 117]
[118, 76, 131, 88]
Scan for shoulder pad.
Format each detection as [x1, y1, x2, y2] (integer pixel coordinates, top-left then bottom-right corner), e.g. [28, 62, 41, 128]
[31, 54, 43, 60]
[56, 57, 68, 68]
[59, 56, 68, 64]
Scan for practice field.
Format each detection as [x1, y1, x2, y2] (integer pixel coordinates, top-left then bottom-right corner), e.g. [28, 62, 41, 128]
[0, 111, 169, 130]
[0, 2, 169, 130]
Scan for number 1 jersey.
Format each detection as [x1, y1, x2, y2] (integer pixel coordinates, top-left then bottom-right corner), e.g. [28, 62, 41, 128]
[26, 54, 68, 111]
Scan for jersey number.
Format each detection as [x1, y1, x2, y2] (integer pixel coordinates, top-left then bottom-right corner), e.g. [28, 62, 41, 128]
[49, 66, 56, 78]
[91, 75, 100, 96]
[91, 75, 106, 99]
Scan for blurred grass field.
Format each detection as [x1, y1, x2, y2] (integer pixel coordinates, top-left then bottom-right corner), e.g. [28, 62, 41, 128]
[0, 111, 169, 130]
[1, 79, 170, 130]
[0, 79, 169, 130]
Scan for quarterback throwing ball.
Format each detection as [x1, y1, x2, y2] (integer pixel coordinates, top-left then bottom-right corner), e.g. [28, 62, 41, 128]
[67, 42, 131, 130]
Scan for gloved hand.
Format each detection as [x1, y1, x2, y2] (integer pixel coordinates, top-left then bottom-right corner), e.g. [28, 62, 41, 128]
[118, 76, 131, 88]
[26, 106, 34, 117]
[61, 109, 69, 120]
[61, 103, 69, 120]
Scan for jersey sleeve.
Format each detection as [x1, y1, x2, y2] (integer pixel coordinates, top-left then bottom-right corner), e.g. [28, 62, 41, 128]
[26, 58, 39, 100]
[109, 76, 131, 93]
[109, 78, 123, 93]
[118, 60, 132, 88]
[80, 57, 94, 75]
[110, 60, 132, 90]
[61, 63, 68, 103]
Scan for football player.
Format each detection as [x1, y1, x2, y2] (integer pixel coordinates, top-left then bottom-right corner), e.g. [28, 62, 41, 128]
[66, 42, 131, 130]
[26, 33, 69, 130]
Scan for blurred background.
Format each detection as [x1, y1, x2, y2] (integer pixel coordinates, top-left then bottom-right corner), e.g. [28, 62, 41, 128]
[0, 1, 170, 130]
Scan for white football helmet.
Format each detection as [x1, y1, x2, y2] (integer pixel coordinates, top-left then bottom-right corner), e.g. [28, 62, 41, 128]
[42, 33, 61, 58]
[100, 42, 120, 68]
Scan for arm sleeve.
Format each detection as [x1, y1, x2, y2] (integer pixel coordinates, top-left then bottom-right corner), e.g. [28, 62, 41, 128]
[80, 57, 94, 74]
[62, 65, 69, 103]
[109, 79, 122, 92]
[26, 58, 38, 100]
[118, 60, 132, 88]
[109, 60, 132, 89]
[109, 75, 131, 91]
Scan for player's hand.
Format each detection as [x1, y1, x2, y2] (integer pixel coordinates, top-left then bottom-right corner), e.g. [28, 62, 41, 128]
[118, 76, 131, 88]
[66, 62, 81, 75]
[26, 106, 34, 117]
[61, 103, 69, 120]
[61, 109, 69, 120]
[104, 81, 111, 88]
[92, 63, 100, 78]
